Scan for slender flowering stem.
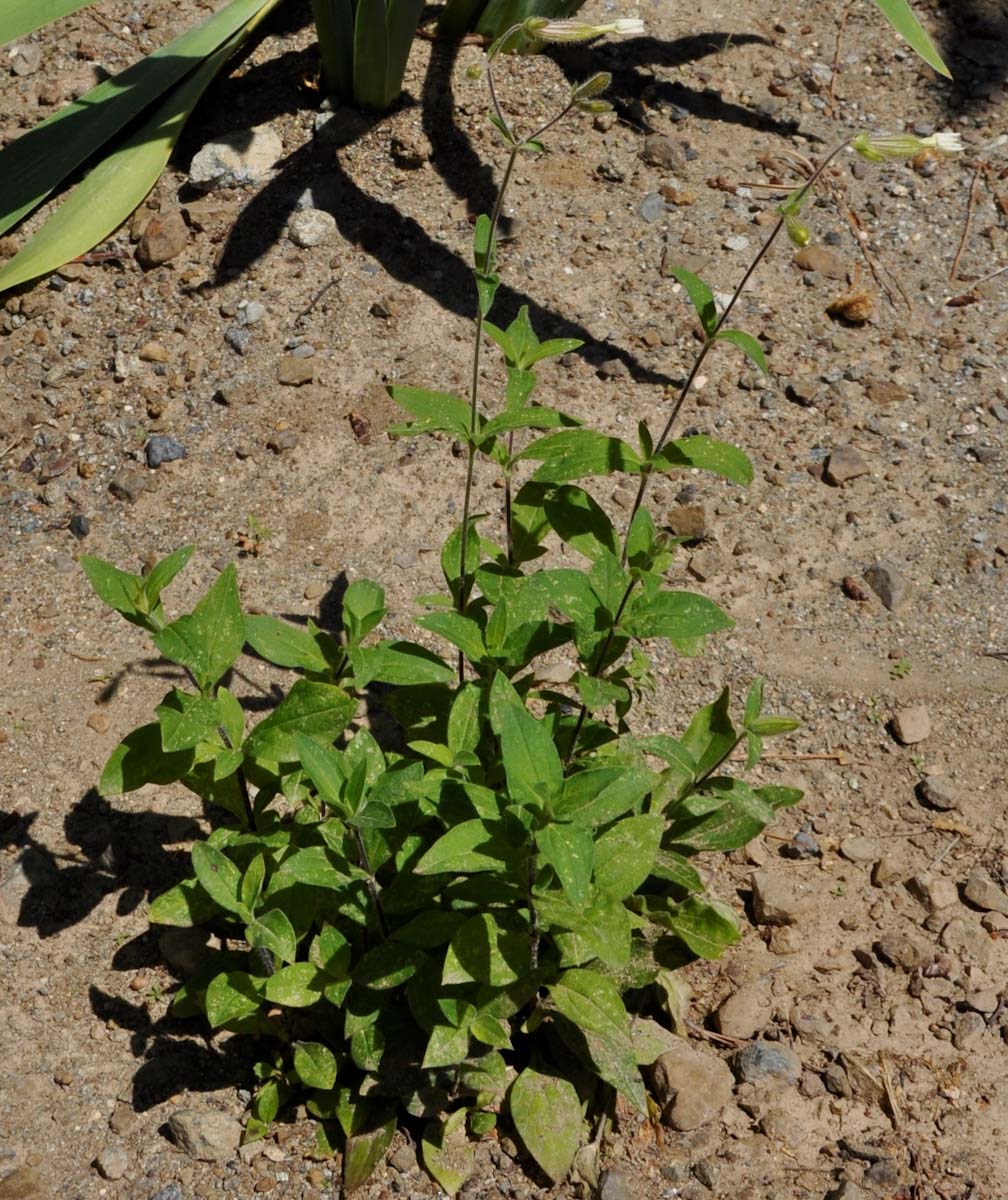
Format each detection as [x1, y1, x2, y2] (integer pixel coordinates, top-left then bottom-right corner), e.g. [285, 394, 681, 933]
[564, 137, 854, 765]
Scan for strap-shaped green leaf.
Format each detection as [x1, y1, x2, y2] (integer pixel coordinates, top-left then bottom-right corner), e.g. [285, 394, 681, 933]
[713, 328, 768, 375]
[664, 264, 718, 336]
[0, 0, 280, 265]
[1, 1, 97, 46]
[871, 0, 950, 77]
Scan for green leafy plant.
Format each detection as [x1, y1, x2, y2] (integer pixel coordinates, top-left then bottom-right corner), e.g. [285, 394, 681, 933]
[0, 0, 947, 291]
[77, 14, 960, 1195]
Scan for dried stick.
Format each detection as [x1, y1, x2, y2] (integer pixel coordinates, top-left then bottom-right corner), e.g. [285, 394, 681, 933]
[950, 160, 985, 282]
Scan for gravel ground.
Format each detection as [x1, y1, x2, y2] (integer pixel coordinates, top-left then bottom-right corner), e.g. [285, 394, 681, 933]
[1, 1, 1007, 1197]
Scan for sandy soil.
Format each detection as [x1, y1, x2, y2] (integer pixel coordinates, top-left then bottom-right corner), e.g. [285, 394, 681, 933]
[1, 1, 1007, 1197]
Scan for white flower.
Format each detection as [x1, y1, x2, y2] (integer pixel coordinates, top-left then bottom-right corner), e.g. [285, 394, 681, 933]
[921, 131, 963, 155]
[852, 129, 964, 162]
[610, 18, 645, 35]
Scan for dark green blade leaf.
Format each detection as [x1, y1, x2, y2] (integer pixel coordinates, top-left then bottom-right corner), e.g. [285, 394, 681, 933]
[148, 878, 217, 926]
[350, 640, 454, 688]
[664, 264, 717, 336]
[592, 813, 663, 899]
[384, 0, 425, 108]
[99, 722, 194, 795]
[509, 1068, 581, 1183]
[245, 614, 331, 672]
[658, 895, 740, 959]
[441, 912, 527, 986]
[651, 435, 753, 486]
[205, 970, 262, 1028]
[1, 1, 97, 44]
[754, 785, 804, 809]
[489, 672, 563, 813]
[387, 386, 472, 439]
[536, 822, 593, 907]
[0, 0, 279, 239]
[353, 0, 389, 109]
[421, 1110, 475, 1195]
[679, 688, 736, 779]
[518, 429, 641, 483]
[262, 963, 327, 1006]
[156, 689, 223, 752]
[344, 1113, 396, 1193]
[542, 484, 619, 561]
[621, 590, 733, 644]
[871, 0, 950, 76]
[244, 681, 357, 764]
[713, 328, 768, 374]
[154, 565, 244, 692]
[481, 407, 574, 441]
[665, 778, 774, 853]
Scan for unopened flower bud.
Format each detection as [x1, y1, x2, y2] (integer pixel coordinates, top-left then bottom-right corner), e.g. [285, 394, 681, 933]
[575, 99, 613, 115]
[525, 17, 644, 44]
[784, 212, 811, 247]
[572, 71, 612, 102]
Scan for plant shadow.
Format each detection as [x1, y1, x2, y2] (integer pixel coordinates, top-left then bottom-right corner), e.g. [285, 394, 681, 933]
[205, 28, 807, 385]
[934, 0, 1008, 113]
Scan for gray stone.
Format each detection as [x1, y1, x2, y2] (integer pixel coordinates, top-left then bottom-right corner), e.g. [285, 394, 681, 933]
[238, 300, 265, 326]
[892, 705, 931, 745]
[723, 235, 750, 252]
[647, 1042, 734, 1130]
[10, 44, 43, 76]
[864, 559, 908, 611]
[750, 869, 816, 926]
[917, 775, 960, 811]
[109, 471, 148, 503]
[638, 192, 666, 223]
[145, 436, 186, 468]
[224, 326, 252, 355]
[95, 1146, 128, 1180]
[963, 867, 1008, 915]
[150, 1187, 183, 1200]
[267, 430, 299, 454]
[597, 1167, 633, 1200]
[794, 245, 848, 279]
[278, 355, 315, 386]
[733, 1040, 802, 1085]
[824, 445, 870, 485]
[167, 1108, 242, 1161]
[189, 125, 282, 191]
[288, 207, 337, 248]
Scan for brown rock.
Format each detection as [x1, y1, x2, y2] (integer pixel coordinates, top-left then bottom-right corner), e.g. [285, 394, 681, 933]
[641, 134, 684, 171]
[138, 341, 170, 363]
[794, 245, 847, 279]
[109, 471, 149, 504]
[277, 355, 315, 386]
[750, 869, 816, 926]
[647, 1042, 734, 1130]
[891, 705, 931, 745]
[865, 380, 909, 405]
[86, 712, 110, 734]
[667, 505, 707, 541]
[963, 867, 1008, 916]
[715, 980, 772, 1039]
[137, 210, 188, 268]
[0, 1168, 51, 1200]
[824, 445, 870, 485]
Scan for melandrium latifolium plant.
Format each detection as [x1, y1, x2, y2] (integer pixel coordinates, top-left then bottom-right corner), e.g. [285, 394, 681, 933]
[79, 16, 961, 1193]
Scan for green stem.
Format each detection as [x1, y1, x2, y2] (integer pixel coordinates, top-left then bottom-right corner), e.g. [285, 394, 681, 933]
[568, 138, 854, 763]
[527, 847, 540, 970]
[354, 826, 389, 938]
[622, 137, 854, 557]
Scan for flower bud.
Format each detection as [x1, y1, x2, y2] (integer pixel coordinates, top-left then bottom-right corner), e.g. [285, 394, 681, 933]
[575, 99, 613, 115]
[572, 71, 612, 102]
[526, 17, 644, 44]
[784, 212, 811, 247]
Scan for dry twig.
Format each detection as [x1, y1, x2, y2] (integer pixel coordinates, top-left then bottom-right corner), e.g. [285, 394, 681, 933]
[950, 160, 985, 282]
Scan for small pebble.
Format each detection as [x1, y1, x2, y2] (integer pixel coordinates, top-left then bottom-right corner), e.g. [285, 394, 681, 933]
[95, 1145, 128, 1180]
[146, 435, 186, 468]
